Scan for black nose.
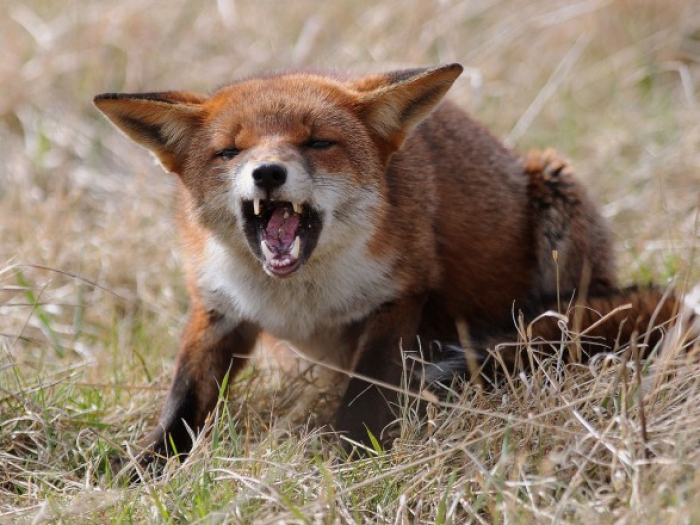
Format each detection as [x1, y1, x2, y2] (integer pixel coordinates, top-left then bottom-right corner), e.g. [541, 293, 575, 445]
[252, 163, 287, 190]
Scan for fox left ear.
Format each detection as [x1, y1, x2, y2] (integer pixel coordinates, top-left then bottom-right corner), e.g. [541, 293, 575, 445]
[353, 63, 463, 149]
[94, 91, 207, 174]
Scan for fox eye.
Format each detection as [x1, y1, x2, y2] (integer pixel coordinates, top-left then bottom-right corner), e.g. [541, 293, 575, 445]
[306, 140, 335, 150]
[215, 147, 241, 160]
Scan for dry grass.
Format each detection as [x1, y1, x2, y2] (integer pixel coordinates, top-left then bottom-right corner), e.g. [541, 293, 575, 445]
[1, 0, 700, 523]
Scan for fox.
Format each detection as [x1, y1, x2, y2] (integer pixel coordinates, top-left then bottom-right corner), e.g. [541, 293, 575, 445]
[94, 63, 693, 461]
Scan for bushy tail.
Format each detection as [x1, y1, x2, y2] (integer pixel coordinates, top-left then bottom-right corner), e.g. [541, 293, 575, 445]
[424, 285, 699, 385]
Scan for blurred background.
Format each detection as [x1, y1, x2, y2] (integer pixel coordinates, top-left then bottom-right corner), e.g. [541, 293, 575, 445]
[1, 0, 699, 420]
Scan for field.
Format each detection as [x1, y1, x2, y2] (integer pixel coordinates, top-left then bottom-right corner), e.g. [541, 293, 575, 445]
[2, 0, 700, 523]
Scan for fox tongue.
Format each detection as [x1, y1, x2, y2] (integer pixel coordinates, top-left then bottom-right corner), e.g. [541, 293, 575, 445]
[264, 204, 300, 252]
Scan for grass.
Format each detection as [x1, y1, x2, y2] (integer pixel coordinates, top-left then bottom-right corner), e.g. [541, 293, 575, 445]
[1, 0, 700, 522]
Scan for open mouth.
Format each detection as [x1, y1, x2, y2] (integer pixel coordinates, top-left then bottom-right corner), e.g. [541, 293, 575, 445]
[242, 199, 322, 277]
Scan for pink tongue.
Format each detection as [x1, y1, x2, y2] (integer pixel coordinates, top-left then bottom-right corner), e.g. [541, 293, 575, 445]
[264, 204, 300, 252]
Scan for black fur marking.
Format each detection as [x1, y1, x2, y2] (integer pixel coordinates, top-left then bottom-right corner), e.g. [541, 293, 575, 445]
[119, 116, 167, 148]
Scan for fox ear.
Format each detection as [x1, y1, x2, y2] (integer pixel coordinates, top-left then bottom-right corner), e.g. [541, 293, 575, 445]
[94, 91, 207, 173]
[353, 63, 463, 149]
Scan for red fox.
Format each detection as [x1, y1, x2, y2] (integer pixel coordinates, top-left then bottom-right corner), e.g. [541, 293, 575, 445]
[94, 64, 694, 460]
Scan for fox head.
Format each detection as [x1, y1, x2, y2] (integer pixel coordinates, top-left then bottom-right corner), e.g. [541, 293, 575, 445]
[95, 64, 462, 278]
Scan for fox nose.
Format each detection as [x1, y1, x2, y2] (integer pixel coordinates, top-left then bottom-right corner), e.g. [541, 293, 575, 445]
[252, 163, 287, 191]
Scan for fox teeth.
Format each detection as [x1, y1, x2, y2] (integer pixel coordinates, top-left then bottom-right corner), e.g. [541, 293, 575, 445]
[261, 241, 274, 262]
[290, 235, 301, 259]
[253, 198, 261, 216]
[293, 202, 302, 214]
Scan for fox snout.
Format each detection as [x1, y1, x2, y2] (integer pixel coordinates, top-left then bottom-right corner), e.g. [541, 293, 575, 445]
[251, 163, 287, 192]
[235, 158, 322, 278]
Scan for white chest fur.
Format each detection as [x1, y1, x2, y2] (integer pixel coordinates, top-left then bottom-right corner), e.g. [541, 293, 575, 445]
[197, 236, 399, 345]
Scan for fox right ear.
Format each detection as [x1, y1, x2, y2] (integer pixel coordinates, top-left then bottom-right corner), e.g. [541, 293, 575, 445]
[352, 63, 463, 150]
[94, 91, 207, 173]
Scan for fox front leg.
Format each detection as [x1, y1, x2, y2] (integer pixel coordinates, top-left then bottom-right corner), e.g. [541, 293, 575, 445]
[143, 306, 259, 461]
[335, 296, 425, 453]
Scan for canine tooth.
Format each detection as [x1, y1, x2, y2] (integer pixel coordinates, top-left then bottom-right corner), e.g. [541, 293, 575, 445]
[290, 235, 301, 259]
[253, 198, 261, 216]
[261, 241, 275, 262]
[293, 202, 302, 214]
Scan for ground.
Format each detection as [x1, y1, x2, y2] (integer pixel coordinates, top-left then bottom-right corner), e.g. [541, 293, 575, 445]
[1, 0, 699, 523]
